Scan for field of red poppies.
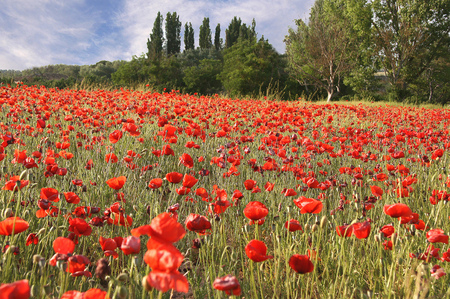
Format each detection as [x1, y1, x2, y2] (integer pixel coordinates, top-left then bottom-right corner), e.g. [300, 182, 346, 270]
[0, 84, 449, 298]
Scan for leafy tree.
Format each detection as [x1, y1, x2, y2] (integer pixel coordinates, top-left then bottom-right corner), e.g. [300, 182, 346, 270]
[225, 17, 242, 48]
[147, 12, 164, 59]
[219, 37, 285, 97]
[368, 0, 450, 101]
[184, 22, 195, 51]
[165, 12, 182, 56]
[199, 17, 212, 50]
[214, 24, 222, 51]
[112, 55, 151, 85]
[285, 0, 357, 101]
[183, 59, 223, 94]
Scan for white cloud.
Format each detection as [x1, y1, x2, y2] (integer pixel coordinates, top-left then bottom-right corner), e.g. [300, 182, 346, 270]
[118, 0, 315, 56]
[0, 0, 315, 70]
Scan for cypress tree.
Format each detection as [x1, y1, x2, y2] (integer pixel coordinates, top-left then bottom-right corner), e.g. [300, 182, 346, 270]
[214, 23, 222, 51]
[165, 12, 181, 56]
[184, 22, 195, 51]
[147, 12, 164, 59]
[199, 17, 212, 50]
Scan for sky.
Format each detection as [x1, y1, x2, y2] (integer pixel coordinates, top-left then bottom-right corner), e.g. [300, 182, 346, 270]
[0, 0, 315, 71]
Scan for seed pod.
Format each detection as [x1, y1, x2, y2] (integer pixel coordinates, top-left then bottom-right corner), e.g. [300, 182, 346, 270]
[142, 276, 153, 292]
[117, 272, 129, 283]
[319, 216, 328, 229]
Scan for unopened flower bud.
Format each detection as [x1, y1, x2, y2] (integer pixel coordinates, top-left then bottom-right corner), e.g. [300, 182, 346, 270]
[117, 272, 129, 283]
[115, 286, 128, 299]
[3, 208, 14, 218]
[142, 276, 153, 292]
[319, 216, 328, 229]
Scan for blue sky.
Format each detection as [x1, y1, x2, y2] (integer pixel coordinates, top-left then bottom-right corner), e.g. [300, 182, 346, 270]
[0, 0, 315, 70]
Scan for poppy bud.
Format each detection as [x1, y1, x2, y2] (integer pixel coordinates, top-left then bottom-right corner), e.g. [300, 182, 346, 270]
[3, 208, 14, 218]
[311, 224, 318, 232]
[319, 216, 328, 229]
[142, 276, 153, 292]
[117, 272, 129, 283]
[115, 286, 128, 299]
[43, 284, 52, 296]
[374, 234, 382, 242]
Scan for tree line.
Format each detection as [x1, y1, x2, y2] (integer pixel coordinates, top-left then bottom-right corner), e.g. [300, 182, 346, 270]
[1, 0, 449, 103]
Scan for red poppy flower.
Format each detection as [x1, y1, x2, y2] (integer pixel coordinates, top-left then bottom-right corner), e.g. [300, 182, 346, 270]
[146, 270, 189, 293]
[64, 192, 81, 204]
[244, 179, 257, 190]
[185, 213, 212, 235]
[0, 217, 29, 235]
[213, 274, 241, 296]
[336, 224, 353, 237]
[245, 239, 274, 262]
[195, 187, 210, 198]
[148, 178, 163, 189]
[99, 236, 118, 251]
[427, 229, 449, 244]
[285, 219, 303, 232]
[61, 288, 109, 299]
[380, 224, 395, 238]
[105, 153, 118, 163]
[2, 176, 29, 192]
[109, 130, 123, 144]
[67, 254, 90, 274]
[166, 172, 183, 184]
[289, 254, 314, 274]
[106, 176, 126, 190]
[144, 244, 183, 271]
[68, 218, 92, 236]
[209, 199, 231, 214]
[283, 188, 297, 197]
[131, 213, 186, 244]
[120, 236, 141, 255]
[370, 185, 383, 198]
[176, 186, 191, 195]
[232, 189, 243, 201]
[264, 182, 275, 192]
[352, 221, 371, 239]
[383, 203, 412, 218]
[293, 197, 323, 214]
[26, 233, 39, 246]
[182, 174, 198, 188]
[179, 153, 194, 168]
[53, 237, 75, 254]
[0, 279, 30, 299]
[243, 201, 268, 223]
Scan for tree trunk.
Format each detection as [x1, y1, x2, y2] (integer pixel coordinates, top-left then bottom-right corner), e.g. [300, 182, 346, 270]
[327, 90, 334, 102]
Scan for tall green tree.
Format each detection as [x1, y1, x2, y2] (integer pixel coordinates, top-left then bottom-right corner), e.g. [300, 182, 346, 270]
[214, 24, 222, 51]
[368, 0, 450, 100]
[225, 17, 242, 48]
[184, 22, 195, 51]
[199, 17, 212, 50]
[219, 37, 285, 97]
[147, 12, 164, 59]
[165, 12, 182, 56]
[285, 0, 357, 101]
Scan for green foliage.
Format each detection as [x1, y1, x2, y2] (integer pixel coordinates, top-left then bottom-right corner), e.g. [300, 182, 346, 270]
[285, 0, 357, 102]
[214, 23, 222, 51]
[111, 55, 151, 86]
[219, 37, 285, 97]
[184, 22, 195, 51]
[147, 12, 164, 59]
[183, 59, 223, 95]
[199, 17, 212, 50]
[165, 12, 182, 56]
[224, 17, 256, 49]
